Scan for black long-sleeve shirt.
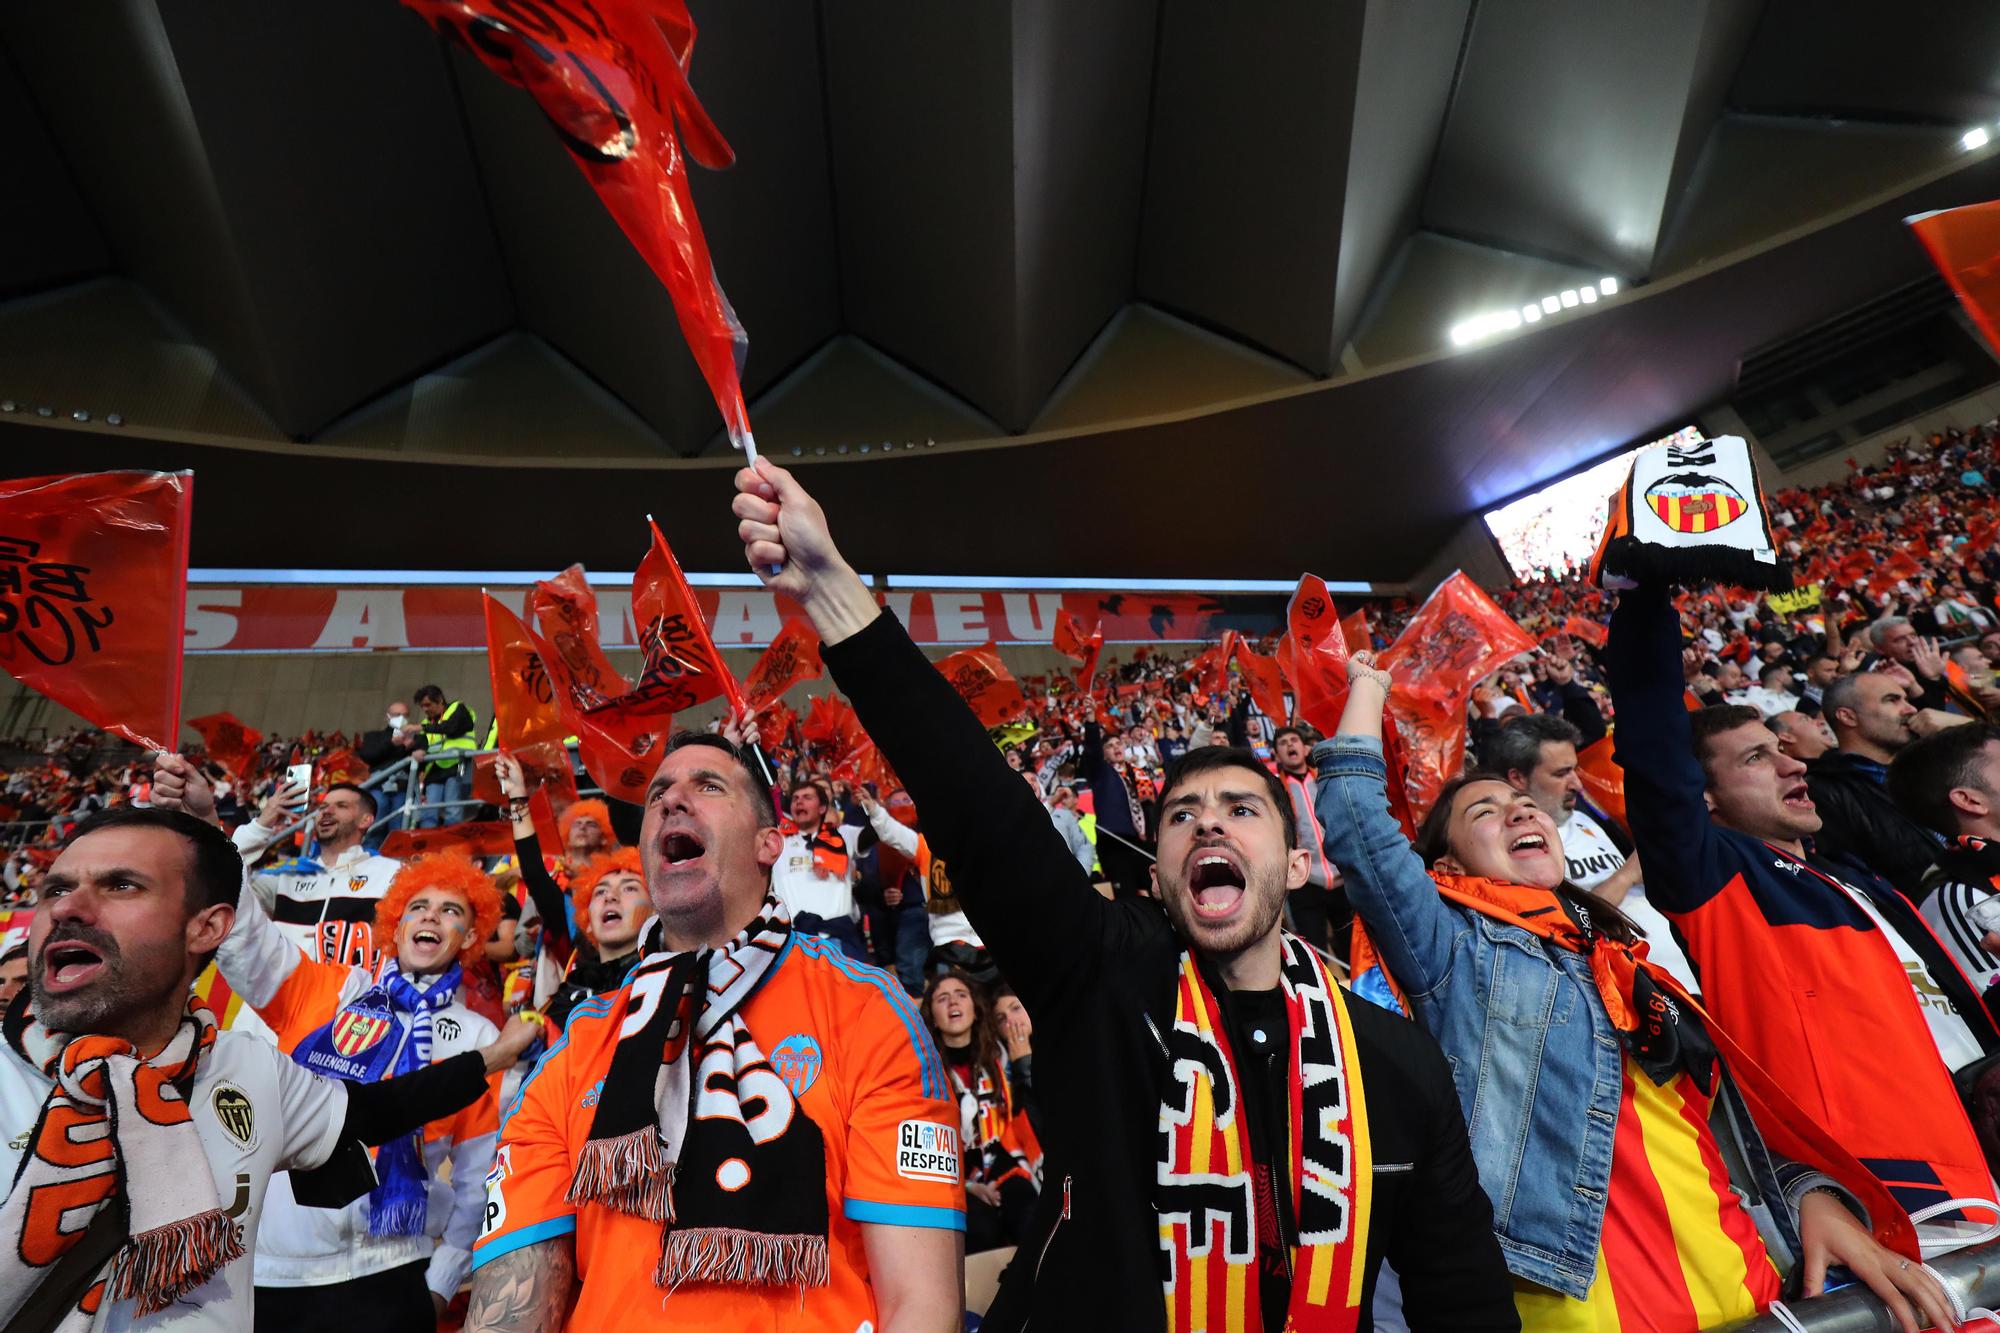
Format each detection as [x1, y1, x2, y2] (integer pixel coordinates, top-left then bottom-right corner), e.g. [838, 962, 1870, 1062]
[825, 609, 1516, 1333]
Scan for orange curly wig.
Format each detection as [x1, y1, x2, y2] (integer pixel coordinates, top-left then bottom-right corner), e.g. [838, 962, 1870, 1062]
[557, 798, 615, 855]
[373, 851, 504, 966]
[570, 848, 647, 945]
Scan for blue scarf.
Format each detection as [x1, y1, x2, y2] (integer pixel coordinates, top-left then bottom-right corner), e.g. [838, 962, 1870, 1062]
[291, 961, 463, 1236]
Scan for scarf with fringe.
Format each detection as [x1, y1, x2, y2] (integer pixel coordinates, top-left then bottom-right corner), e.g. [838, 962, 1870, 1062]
[1156, 933, 1370, 1333]
[0, 997, 244, 1330]
[569, 895, 829, 1291]
[289, 960, 461, 1236]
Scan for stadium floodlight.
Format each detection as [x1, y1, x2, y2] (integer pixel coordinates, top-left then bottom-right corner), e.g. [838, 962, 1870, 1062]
[1559, 289, 1580, 308]
[1541, 295, 1561, 314]
[1966, 127, 1990, 151]
[1599, 277, 1619, 296]
[1578, 286, 1598, 304]
[1522, 304, 1542, 323]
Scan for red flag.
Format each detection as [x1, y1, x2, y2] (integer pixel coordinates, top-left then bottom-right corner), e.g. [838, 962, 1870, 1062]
[742, 617, 822, 709]
[380, 821, 516, 860]
[1909, 201, 2000, 359]
[188, 712, 262, 783]
[634, 519, 739, 714]
[401, 1, 757, 456]
[1053, 609, 1105, 690]
[1278, 575, 1351, 736]
[1339, 609, 1371, 654]
[1560, 616, 1609, 649]
[314, 748, 370, 789]
[485, 593, 566, 750]
[1379, 573, 1535, 817]
[531, 565, 630, 710]
[757, 699, 800, 752]
[1232, 639, 1288, 725]
[801, 695, 868, 756]
[0, 471, 191, 750]
[935, 646, 1027, 727]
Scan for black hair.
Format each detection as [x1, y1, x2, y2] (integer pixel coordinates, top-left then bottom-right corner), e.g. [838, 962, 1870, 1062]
[1889, 722, 2000, 835]
[1483, 713, 1583, 782]
[61, 806, 242, 914]
[1271, 725, 1306, 746]
[414, 684, 445, 705]
[1157, 745, 1297, 849]
[1687, 704, 1768, 780]
[662, 732, 778, 828]
[325, 781, 378, 818]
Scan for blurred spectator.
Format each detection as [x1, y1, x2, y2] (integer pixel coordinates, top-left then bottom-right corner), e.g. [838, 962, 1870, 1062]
[412, 684, 478, 828]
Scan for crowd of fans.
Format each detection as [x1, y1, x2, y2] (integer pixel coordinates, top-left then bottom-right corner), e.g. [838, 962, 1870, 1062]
[15, 425, 2000, 1331]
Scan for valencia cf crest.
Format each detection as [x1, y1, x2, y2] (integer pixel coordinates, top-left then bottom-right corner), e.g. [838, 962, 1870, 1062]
[211, 1083, 257, 1148]
[1644, 471, 1748, 535]
[333, 1009, 392, 1057]
[346, 876, 370, 893]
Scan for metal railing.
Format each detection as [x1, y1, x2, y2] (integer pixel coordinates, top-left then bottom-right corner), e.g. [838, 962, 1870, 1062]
[257, 742, 604, 846]
[1726, 1237, 2000, 1330]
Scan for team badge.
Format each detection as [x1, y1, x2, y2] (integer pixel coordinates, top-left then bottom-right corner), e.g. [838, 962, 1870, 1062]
[770, 1033, 823, 1097]
[347, 876, 370, 893]
[333, 1009, 392, 1057]
[211, 1083, 257, 1148]
[1644, 470, 1749, 535]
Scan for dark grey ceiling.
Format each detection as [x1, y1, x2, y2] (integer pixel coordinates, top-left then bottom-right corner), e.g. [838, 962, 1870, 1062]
[2, 0, 1998, 581]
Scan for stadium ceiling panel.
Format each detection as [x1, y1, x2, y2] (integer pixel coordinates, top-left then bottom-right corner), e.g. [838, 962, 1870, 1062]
[3, 2, 2000, 582]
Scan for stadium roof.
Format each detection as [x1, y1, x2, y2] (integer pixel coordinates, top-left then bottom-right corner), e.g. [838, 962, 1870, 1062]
[6, 2, 2000, 583]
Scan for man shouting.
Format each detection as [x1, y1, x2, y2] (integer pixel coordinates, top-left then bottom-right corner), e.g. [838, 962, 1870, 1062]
[732, 460, 1514, 1332]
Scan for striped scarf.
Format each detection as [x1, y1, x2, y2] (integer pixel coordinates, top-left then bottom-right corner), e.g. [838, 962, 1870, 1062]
[1156, 934, 1370, 1333]
[0, 998, 243, 1329]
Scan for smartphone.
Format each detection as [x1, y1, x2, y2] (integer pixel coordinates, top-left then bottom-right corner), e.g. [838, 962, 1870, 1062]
[285, 762, 313, 812]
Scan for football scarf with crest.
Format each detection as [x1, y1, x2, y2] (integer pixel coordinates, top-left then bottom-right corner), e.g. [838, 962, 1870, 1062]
[568, 894, 830, 1290]
[1156, 934, 1371, 1333]
[0, 997, 243, 1329]
[1590, 434, 1791, 592]
[290, 960, 462, 1235]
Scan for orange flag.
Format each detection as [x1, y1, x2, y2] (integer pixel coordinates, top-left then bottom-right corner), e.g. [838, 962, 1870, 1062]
[531, 565, 631, 710]
[742, 617, 822, 709]
[1231, 639, 1288, 725]
[634, 518, 739, 714]
[801, 694, 868, 756]
[1560, 615, 1609, 649]
[1910, 202, 2000, 358]
[1053, 609, 1105, 689]
[381, 821, 516, 860]
[188, 712, 261, 783]
[484, 593, 567, 750]
[1380, 572, 1536, 817]
[314, 748, 371, 789]
[0, 471, 192, 751]
[757, 698, 800, 752]
[936, 645, 1027, 727]
[1278, 575, 1351, 736]
[1339, 608, 1371, 654]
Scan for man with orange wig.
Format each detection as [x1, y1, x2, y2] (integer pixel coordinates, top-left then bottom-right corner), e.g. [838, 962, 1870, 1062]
[212, 851, 516, 1329]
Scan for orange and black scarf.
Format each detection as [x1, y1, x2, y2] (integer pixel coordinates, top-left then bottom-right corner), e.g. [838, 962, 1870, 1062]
[1155, 934, 1370, 1333]
[779, 818, 849, 879]
[0, 998, 244, 1329]
[1430, 872, 1925, 1263]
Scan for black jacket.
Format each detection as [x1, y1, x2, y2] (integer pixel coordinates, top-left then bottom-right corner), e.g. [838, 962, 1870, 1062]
[1805, 750, 1943, 895]
[826, 612, 1516, 1333]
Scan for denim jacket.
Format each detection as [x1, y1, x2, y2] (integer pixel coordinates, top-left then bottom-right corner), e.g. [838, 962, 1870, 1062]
[1314, 735, 1829, 1299]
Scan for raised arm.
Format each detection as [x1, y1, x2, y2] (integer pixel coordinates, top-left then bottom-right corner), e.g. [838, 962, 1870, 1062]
[1311, 652, 1464, 997]
[732, 460, 1121, 1014]
[1603, 583, 1735, 912]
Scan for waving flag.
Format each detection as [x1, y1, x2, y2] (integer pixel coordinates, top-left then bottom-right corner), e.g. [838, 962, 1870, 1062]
[484, 593, 567, 750]
[743, 617, 822, 709]
[634, 518, 739, 714]
[1909, 201, 2000, 359]
[531, 565, 630, 711]
[1380, 573, 1535, 817]
[1231, 639, 1288, 725]
[1052, 609, 1104, 690]
[399, 0, 760, 458]
[936, 646, 1027, 727]
[1278, 574, 1351, 736]
[188, 712, 261, 783]
[0, 471, 192, 751]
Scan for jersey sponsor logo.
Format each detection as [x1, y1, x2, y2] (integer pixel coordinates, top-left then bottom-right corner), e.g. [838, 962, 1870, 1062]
[481, 1179, 507, 1238]
[1567, 852, 1622, 880]
[770, 1033, 823, 1098]
[895, 1120, 960, 1182]
[332, 1008, 392, 1057]
[210, 1082, 257, 1149]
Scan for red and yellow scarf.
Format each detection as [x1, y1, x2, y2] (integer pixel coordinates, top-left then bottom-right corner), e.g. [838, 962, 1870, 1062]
[1157, 933, 1370, 1333]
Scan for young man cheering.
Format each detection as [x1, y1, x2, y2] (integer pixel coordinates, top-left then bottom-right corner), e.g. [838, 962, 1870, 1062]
[731, 459, 1515, 1332]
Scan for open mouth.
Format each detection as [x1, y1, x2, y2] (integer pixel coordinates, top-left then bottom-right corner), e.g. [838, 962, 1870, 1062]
[411, 929, 443, 949]
[41, 940, 106, 991]
[599, 908, 624, 928]
[1782, 783, 1815, 810]
[1508, 833, 1549, 857]
[1187, 849, 1247, 919]
[662, 830, 706, 868]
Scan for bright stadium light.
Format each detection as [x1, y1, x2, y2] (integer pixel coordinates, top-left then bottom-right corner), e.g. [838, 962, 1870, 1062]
[1966, 127, 1990, 150]
[1521, 304, 1542, 323]
[1578, 286, 1598, 304]
[1541, 295, 1561, 314]
[1559, 289, 1580, 308]
[1599, 277, 1619, 296]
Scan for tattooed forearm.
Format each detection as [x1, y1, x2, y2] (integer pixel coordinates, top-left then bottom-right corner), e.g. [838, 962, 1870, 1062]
[464, 1238, 576, 1333]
